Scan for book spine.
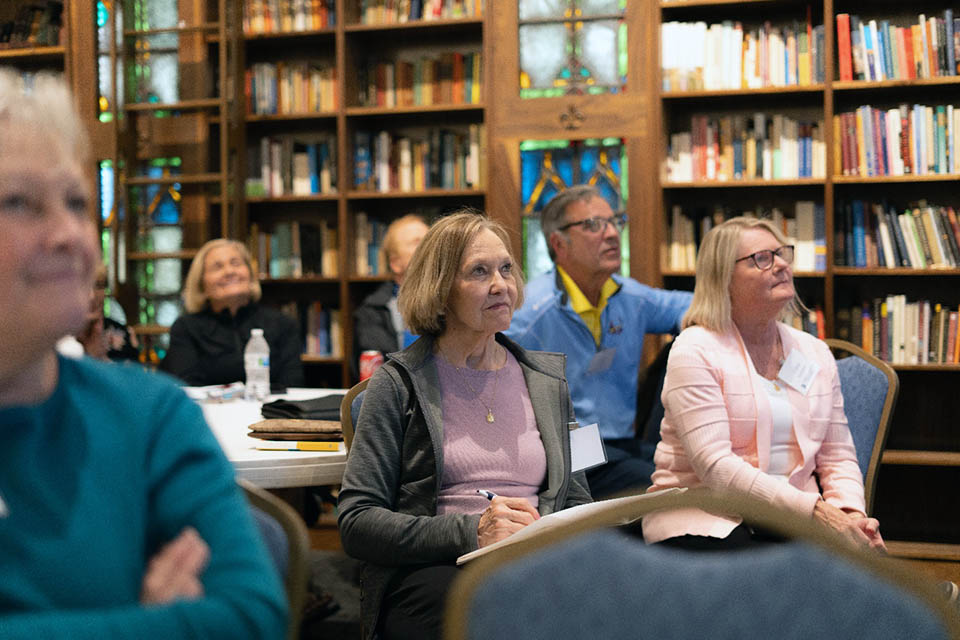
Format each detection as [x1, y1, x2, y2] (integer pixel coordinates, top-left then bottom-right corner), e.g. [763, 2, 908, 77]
[837, 14, 853, 81]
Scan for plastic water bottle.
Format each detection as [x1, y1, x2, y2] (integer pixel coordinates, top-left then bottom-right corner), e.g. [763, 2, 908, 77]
[244, 328, 270, 401]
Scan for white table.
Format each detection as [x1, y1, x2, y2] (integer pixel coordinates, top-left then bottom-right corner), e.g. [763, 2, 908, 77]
[193, 388, 348, 489]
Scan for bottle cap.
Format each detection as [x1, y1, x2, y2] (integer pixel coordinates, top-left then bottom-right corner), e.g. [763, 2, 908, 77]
[251, 328, 264, 337]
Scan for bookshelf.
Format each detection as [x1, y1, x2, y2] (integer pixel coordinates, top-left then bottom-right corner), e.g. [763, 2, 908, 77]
[656, 0, 960, 560]
[231, 0, 488, 386]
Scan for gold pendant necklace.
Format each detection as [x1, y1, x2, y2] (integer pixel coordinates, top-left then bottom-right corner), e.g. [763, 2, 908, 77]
[440, 346, 501, 423]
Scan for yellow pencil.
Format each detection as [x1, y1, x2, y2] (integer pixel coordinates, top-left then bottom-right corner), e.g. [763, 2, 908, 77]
[253, 441, 341, 452]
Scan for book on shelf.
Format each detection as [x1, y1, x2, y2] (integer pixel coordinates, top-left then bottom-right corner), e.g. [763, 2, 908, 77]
[359, 51, 482, 107]
[834, 103, 960, 178]
[248, 219, 338, 278]
[666, 113, 825, 183]
[836, 10, 959, 82]
[353, 212, 389, 276]
[661, 13, 825, 92]
[665, 202, 824, 272]
[247, 61, 337, 115]
[0, 1, 63, 49]
[837, 297, 960, 364]
[246, 134, 337, 197]
[243, 0, 334, 34]
[836, 199, 960, 269]
[305, 302, 332, 356]
[353, 125, 484, 192]
[359, 0, 483, 25]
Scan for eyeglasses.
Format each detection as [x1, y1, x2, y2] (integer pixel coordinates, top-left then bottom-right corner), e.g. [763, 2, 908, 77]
[735, 245, 795, 271]
[557, 212, 628, 234]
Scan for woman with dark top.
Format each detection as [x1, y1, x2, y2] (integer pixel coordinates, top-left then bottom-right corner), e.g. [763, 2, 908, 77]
[160, 238, 304, 388]
[338, 211, 592, 640]
[75, 263, 140, 361]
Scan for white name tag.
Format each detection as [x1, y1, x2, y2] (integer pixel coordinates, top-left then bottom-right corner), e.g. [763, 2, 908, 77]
[777, 349, 820, 396]
[586, 348, 616, 374]
[569, 423, 607, 473]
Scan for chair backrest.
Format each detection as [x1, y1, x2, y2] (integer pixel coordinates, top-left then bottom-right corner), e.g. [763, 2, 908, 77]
[825, 339, 899, 516]
[444, 489, 958, 640]
[240, 479, 311, 640]
[339, 378, 369, 451]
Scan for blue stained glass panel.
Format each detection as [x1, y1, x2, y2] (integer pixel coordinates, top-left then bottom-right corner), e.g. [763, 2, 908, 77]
[521, 138, 628, 280]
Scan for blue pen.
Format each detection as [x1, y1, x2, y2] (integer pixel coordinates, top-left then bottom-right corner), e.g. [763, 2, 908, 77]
[476, 489, 498, 500]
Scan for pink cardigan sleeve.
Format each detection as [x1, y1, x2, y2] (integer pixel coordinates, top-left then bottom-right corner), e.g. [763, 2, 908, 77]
[662, 338, 821, 516]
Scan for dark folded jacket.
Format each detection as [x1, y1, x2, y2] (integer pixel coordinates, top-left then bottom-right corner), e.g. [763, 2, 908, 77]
[261, 394, 345, 421]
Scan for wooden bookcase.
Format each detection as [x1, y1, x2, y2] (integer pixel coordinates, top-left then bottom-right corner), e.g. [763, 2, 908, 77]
[236, 1, 488, 387]
[655, 0, 960, 562]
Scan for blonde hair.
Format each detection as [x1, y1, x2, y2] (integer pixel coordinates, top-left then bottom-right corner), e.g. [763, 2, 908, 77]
[0, 68, 88, 163]
[683, 216, 805, 332]
[381, 214, 428, 275]
[182, 239, 262, 313]
[399, 210, 524, 336]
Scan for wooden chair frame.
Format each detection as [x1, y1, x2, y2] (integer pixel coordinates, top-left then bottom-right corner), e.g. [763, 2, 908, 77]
[239, 479, 311, 640]
[339, 378, 369, 451]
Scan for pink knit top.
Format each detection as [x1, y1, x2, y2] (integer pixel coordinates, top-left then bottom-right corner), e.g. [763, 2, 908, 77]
[434, 350, 547, 515]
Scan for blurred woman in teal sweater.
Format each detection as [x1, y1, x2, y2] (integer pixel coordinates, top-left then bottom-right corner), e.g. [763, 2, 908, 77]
[0, 69, 286, 639]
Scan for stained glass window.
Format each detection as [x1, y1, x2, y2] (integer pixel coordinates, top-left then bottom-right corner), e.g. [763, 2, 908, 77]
[520, 138, 628, 280]
[124, 0, 180, 104]
[519, 0, 627, 98]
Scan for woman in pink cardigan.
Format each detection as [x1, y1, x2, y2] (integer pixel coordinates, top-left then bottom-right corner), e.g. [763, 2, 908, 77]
[643, 217, 885, 551]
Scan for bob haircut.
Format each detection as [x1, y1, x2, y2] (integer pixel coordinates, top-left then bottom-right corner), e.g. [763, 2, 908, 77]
[0, 69, 89, 165]
[182, 239, 262, 313]
[399, 210, 524, 336]
[682, 216, 806, 332]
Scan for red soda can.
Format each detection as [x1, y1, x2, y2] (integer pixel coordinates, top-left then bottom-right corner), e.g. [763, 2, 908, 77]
[359, 350, 384, 381]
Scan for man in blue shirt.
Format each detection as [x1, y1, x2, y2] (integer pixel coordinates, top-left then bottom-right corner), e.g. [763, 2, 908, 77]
[506, 185, 692, 498]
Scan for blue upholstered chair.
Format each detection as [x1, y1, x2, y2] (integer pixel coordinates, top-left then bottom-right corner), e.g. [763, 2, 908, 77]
[339, 378, 369, 451]
[826, 339, 899, 516]
[443, 489, 959, 640]
[240, 479, 311, 640]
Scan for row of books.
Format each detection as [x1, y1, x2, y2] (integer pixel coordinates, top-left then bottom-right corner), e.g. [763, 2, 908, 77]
[246, 135, 337, 198]
[661, 16, 825, 92]
[359, 0, 483, 25]
[1, 1, 62, 48]
[835, 104, 960, 178]
[275, 301, 343, 357]
[246, 62, 337, 115]
[354, 212, 389, 276]
[665, 114, 826, 182]
[836, 12, 958, 83]
[353, 125, 484, 192]
[359, 51, 482, 108]
[242, 0, 335, 34]
[303, 303, 342, 357]
[249, 220, 339, 279]
[665, 202, 826, 272]
[793, 307, 826, 340]
[836, 200, 960, 270]
[836, 298, 960, 365]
